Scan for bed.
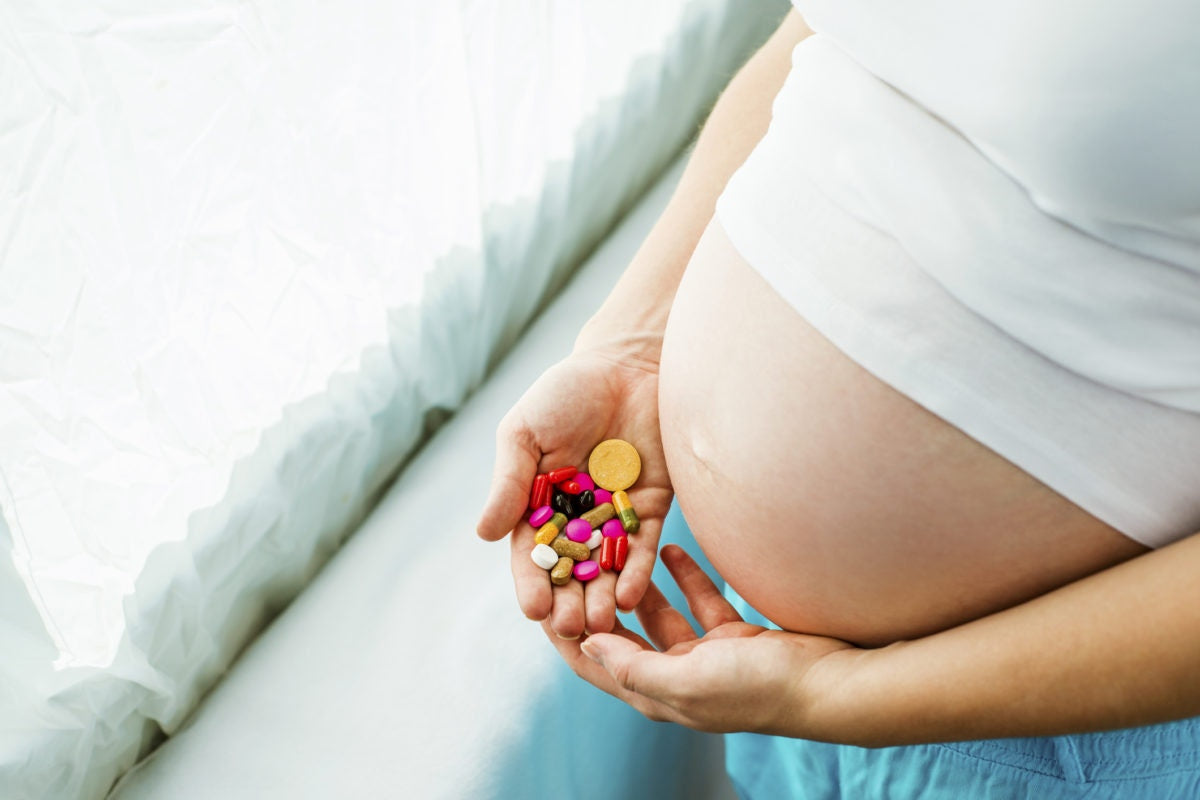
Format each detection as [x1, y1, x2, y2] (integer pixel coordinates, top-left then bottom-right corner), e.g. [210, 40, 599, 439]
[108, 154, 738, 800]
[0, 1, 785, 797]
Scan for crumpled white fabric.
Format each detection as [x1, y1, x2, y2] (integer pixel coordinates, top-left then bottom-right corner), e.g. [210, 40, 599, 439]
[0, 0, 781, 797]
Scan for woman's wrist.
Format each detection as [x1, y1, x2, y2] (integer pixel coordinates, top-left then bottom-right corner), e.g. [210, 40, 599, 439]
[769, 640, 893, 746]
[573, 316, 665, 370]
[768, 635, 941, 748]
[779, 532, 1200, 747]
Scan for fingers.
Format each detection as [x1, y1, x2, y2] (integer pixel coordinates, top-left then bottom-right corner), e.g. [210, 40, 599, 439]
[543, 618, 651, 672]
[510, 520, 590, 638]
[541, 619, 649, 686]
[634, 579, 697, 652]
[509, 524, 552, 620]
[579, 633, 687, 713]
[543, 622, 681, 724]
[660, 544, 743, 632]
[549, 579, 586, 639]
[583, 569, 618, 635]
[612, 507, 662, 612]
[477, 414, 539, 541]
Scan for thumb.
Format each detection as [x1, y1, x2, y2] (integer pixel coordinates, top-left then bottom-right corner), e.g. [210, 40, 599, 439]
[581, 633, 679, 701]
[476, 418, 539, 541]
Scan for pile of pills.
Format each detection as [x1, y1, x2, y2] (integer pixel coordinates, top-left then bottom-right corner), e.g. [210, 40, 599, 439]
[528, 439, 642, 585]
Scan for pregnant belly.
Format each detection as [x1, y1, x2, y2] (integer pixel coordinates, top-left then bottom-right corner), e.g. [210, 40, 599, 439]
[658, 221, 1145, 646]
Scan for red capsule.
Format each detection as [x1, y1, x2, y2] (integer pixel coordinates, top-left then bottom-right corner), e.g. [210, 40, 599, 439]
[530, 474, 550, 510]
[599, 536, 616, 570]
[546, 466, 578, 484]
[613, 534, 629, 572]
[558, 479, 582, 495]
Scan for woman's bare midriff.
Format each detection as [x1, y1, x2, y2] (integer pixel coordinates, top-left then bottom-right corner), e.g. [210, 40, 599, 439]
[658, 220, 1147, 647]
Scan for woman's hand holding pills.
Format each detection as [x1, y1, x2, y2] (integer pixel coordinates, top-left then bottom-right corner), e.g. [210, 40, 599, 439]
[547, 545, 860, 738]
[477, 349, 672, 638]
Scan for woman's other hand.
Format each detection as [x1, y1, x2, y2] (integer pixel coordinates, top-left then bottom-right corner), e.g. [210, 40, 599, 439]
[548, 544, 858, 736]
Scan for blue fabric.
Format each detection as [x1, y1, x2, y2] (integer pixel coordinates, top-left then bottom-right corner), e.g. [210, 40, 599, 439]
[620, 502, 726, 641]
[725, 590, 1200, 799]
[655, 503, 1200, 799]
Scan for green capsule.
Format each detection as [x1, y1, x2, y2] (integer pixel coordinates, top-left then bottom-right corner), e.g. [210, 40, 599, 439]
[579, 502, 615, 528]
[612, 491, 640, 534]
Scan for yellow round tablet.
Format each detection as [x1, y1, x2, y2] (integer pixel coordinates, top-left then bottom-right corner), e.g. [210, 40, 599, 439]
[588, 439, 641, 492]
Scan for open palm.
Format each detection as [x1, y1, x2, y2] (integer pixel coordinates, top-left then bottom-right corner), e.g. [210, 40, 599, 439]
[478, 349, 673, 637]
[547, 545, 856, 735]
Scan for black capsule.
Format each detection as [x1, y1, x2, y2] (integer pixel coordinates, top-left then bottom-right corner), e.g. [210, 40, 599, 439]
[551, 490, 570, 515]
[563, 494, 582, 518]
[577, 490, 595, 513]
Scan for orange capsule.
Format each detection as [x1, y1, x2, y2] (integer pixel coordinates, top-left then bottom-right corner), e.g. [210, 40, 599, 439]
[534, 513, 569, 546]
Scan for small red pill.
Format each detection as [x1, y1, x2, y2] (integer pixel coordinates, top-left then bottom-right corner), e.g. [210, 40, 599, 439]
[599, 536, 616, 570]
[546, 466, 577, 484]
[530, 474, 550, 510]
[613, 534, 629, 572]
[558, 480, 582, 495]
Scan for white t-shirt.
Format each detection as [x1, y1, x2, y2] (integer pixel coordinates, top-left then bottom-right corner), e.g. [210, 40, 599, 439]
[715, 2, 1200, 546]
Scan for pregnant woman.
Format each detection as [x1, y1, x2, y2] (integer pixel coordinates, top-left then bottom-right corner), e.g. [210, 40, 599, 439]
[479, 4, 1200, 797]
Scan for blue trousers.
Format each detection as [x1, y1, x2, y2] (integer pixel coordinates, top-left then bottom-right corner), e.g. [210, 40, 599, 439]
[655, 504, 1200, 799]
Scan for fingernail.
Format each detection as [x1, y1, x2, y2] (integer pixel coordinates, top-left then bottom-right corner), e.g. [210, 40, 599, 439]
[580, 640, 601, 662]
[556, 632, 580, 641]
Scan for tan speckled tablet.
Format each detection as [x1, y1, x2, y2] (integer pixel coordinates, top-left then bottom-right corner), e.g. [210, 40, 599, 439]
[587, 439, 641, 492]
[550, 556, 574, 586]
[551, 535, 590, 562]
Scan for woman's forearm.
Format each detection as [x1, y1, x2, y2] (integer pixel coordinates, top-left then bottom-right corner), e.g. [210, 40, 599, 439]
[817, 530, 1200, 747]
[576, 10, 811, 359]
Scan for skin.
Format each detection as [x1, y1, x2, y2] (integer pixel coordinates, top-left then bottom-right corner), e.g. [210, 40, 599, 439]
[660, 219, 1146, 647]
[556, 539, 1200, 746]
[478, 10, 1200, 744]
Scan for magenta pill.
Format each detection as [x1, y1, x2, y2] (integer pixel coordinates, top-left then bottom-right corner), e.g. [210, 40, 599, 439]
[593, 488, 612, 505]
[565, 518, 592, 542]
[573, 560, 600, 581]
[601, 518, 624, 538]
[529, 505, 554, 527]
[574, 473, 595, 492]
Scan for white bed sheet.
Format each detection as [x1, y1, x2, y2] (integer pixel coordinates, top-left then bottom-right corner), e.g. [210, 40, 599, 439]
[0, 2, 786, 797]
[110, 155, 737, 800]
